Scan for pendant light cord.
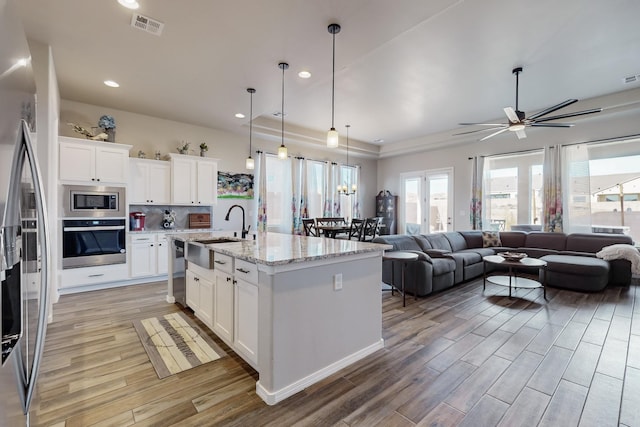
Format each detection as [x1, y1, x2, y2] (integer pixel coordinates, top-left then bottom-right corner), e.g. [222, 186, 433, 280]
[249, 89, 253, 154]
[346, 124, 350, 166]
[331, 30, 336, 128]
[281, 64, 285, 146]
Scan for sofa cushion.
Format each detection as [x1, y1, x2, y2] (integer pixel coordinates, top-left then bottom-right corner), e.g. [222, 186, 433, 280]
[453, 250, 483, 266]
[426, 233, 453, 252]
[482, 231, 502, 247]
[459, 231, 483, 249]
[431, 257, 457, 276]
[372, 235, 421, 251]
[566, 233, 633, 253]
[542, 254, 609, 275]
[412, 235, 433, 251]
[444, 232, 469, 252]
[499, 231, 527, 248]
[525, 232, 567, 251]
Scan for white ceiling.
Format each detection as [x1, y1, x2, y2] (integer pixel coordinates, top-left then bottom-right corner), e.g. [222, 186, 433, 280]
[17, 0, 640, 152]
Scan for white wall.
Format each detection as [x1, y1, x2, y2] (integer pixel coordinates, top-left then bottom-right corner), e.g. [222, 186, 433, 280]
[377, 87, 640, 231]
[59, 99, 380, 229]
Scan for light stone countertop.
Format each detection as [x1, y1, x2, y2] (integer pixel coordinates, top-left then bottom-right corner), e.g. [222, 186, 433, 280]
[169, 232, 391, 266]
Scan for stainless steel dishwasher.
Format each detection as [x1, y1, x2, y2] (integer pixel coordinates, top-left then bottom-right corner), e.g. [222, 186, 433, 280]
[170, 239, 187, 306]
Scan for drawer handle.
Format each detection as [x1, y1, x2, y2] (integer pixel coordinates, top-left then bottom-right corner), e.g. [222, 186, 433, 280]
[233, 279, 237, 285]
[226, 277, 231, 282]
[88, 274, 104, 277]
[237, 268, 250, 274]
[214, 260, 226, 265]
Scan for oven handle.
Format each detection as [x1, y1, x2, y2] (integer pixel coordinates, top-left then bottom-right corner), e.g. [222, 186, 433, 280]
[63, 225, 126, 232]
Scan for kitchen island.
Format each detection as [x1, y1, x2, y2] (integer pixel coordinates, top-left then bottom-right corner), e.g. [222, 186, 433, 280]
[168, 232, 390, 405]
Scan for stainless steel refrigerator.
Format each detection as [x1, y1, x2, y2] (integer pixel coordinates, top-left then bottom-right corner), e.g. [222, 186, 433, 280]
[1, 0, 51, 425]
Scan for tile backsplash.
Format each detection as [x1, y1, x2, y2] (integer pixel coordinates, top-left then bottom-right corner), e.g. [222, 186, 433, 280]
[129, 205, 212, 230]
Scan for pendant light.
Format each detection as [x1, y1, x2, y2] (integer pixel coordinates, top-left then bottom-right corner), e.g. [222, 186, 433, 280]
[338, 124, 356, 195]
[327, 23, 341, 148]
[278, 62, 289, 159]
[245, 88, 256, 170]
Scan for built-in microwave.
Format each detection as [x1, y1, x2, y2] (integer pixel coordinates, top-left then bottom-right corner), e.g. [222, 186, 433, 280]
[62, 185, 126, 218]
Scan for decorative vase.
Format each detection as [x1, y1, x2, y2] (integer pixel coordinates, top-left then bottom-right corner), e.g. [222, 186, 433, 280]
[200, 149, 207, 157]
[105, 128, 116, 142]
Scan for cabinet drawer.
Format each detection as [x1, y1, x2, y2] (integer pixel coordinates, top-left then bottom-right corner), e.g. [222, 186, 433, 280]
[212, 252, 233, 273]
[234, 259, 258, 284]
[61, 264, 128, 288]
[131, 233, 156, 243]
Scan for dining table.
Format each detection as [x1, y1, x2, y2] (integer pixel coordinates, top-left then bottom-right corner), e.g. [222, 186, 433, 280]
[316, 224, 351, 238]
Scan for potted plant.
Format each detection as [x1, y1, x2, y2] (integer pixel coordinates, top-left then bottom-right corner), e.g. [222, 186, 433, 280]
[199, 142, 208, 157]
[98, 115, 116, 142]
[177, 141, 190, 154]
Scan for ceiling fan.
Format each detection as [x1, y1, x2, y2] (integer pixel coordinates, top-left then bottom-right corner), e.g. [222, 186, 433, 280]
[455, 67, 602, 141]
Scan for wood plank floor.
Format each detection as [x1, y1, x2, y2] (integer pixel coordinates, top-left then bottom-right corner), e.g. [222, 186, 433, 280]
[32, 276, 640, 426]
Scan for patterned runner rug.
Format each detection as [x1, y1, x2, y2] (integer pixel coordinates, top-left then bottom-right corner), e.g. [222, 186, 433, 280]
[133, 312, 226, 379]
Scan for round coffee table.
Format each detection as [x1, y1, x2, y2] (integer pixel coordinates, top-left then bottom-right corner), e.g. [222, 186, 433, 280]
[383, 251, 419, 307]
[483, 255, 547, 299]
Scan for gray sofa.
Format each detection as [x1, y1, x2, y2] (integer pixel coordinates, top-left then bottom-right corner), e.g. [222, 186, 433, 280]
[373, 231, 634, 297]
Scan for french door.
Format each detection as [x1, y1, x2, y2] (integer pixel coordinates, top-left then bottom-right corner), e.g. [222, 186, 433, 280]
[400, 168, 453, 234]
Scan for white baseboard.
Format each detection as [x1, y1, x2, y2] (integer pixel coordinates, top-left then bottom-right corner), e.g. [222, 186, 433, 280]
[255, 338, 385, 405]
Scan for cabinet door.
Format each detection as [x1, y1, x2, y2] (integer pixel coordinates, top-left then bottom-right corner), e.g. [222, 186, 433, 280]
[59, 141, 96, 182]
[147, 162, 171, 204]
[130, 242, 156, 277]
[234, 278, 258, 364]
[171, 157, 196, 204]
[196, 160, 218, 205]
[156, 238, 169, 275]
[198, 274, 214, 328]
[95, 146, 129, 183]
[213, 270, 234, 342]
[186, 269, 199, 311]
[129, 160, 148, 203]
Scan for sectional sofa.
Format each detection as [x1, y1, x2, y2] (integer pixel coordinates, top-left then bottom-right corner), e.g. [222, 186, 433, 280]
[372, 231, 634, 297]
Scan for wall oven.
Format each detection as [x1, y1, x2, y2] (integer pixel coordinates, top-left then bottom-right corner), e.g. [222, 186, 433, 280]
[62, 219, 126, 269]
[62, 185, 125, 218]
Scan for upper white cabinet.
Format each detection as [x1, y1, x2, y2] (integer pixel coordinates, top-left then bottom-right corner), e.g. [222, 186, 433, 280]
[129, 158, 170, 204]
[59, 137, 131, 184]
[168, 153, 218, 205]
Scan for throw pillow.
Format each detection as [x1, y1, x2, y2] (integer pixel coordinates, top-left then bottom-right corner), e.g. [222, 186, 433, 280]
[482, 231, 502, 248]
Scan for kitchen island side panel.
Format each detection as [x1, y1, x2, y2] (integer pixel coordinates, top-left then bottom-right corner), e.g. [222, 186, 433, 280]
[256, 253, 383, 402]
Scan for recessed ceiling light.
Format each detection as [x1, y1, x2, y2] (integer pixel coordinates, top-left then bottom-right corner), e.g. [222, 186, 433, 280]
[235, 113, 245, 119]
[298, 70, 311, 79]
[373, 138, 385, 143]
[16, 58, 29, 67]
[104, 80, 120, 88]
[118, 0, 139, 10]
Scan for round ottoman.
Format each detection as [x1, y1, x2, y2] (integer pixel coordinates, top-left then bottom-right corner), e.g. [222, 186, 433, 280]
[540, 255, 610, 292]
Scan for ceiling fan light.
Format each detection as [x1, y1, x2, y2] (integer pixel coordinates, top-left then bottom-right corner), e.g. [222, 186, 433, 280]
[327, 128, 339, 148]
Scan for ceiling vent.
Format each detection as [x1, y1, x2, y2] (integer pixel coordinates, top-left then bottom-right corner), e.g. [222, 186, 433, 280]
[131, 13, 164, 36]
[622, 74, 639, 84]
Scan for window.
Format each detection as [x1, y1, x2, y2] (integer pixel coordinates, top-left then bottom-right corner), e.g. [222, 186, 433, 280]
[265, 154, 292, 232]
[483, 151, 543, 230]
[306, 160, 326, 218]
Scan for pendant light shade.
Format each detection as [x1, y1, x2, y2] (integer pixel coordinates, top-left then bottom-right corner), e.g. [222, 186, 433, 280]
[278, 62, 289, 159]
[245, 87, 256, 170]
[327, 23, 341, 148]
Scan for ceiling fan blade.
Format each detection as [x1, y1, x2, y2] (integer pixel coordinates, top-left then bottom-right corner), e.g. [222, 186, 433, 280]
[533, 108, 603, 123]
[459, 123, 506, 126]
[515, 129, 527, 139]
[479, 128, 509, 141]
[528, 99, 578, 120]
[453, 126, 506, 136]
[503, 107, 519, 123]
[530, 122, 574, 128]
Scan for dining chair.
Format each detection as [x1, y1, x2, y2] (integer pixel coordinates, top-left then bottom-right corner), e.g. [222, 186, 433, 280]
[337, 218, 364, 240]
[360, 217, 382, 241]
[316, 217, 346, 227]
[302, 218, 317, 236]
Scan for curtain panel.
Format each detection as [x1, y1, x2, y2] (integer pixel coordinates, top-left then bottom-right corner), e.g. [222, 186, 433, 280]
[291, 157, 307, 235]
[470, 156, 484, 230]
[542, 145, 563, 232]
[255, 151, 268, 232]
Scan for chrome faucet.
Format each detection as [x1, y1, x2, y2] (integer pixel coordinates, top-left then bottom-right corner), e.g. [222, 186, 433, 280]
[225, 204, 250, 239]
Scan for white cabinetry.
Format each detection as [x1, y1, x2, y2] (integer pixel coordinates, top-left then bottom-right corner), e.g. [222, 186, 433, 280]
[129, 233, 169, 277]
[233, 258, 258, 365]
[213, 253, 234, 343]
[169, 153, 218, 205]
[186, 264, 214, 327]
[59, 137, 131, 184]
[129, 159, 170, 204]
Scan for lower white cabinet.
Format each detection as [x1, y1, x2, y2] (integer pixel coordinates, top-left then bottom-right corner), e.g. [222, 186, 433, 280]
[234, 276, 258, 365]
[130, 233, 169, 278]
[60, 263, 129, 290]
[213, 269, 234, 342]
[186, 265, 213, 327]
